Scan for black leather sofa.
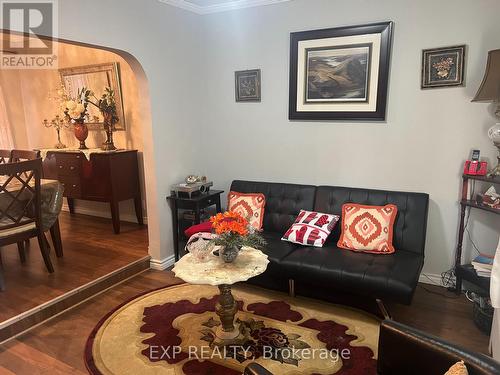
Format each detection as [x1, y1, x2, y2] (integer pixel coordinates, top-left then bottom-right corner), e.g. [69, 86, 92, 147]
[230, 180, 429, 305]
[243, 320, 500, 375]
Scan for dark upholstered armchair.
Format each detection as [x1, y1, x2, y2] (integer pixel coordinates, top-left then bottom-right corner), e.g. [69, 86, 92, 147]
[377, 320, 500, 374]
[243, 320, 500, 375]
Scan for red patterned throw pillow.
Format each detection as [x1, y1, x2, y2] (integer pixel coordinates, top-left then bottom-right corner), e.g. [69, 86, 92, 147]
[227, 191, 266, 230]
[281, 210, 340, 247]
[338, 203, 398, 254]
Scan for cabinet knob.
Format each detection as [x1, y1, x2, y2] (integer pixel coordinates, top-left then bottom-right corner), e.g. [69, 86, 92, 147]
[72, 184, 77, 188]
[59, 165, 63, 169]
[70, 166, 75, 170]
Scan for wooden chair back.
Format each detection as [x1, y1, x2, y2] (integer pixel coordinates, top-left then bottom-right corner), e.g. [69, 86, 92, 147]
[10, 150, 41, 179]
[0, 159, 42, 233]
[10, 149, 40, 162]
[0, 149, 11, 164]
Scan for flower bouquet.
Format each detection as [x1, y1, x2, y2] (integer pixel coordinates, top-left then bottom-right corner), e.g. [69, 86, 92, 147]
[209, 211, 266, 263]
[96, 87, 119, 150]
[58, 87, 92, 149]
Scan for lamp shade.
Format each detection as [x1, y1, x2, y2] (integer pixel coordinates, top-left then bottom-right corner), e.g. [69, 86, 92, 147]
[473, 49, 500, 102]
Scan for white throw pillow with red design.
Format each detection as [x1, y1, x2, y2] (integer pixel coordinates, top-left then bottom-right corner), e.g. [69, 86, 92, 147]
[281, 210, 340, 247]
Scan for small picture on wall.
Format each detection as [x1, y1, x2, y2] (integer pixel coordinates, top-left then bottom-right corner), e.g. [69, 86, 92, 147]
[235, 69, 261, 102]
[421, 45, 466, 89]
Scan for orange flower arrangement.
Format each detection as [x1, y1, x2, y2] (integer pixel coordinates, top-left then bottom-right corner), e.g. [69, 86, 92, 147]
[207, 210, 266, 262]
[210, 211, 249, 236]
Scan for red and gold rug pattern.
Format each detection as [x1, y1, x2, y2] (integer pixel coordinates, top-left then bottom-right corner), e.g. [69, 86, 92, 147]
[85, 284, 380, 375]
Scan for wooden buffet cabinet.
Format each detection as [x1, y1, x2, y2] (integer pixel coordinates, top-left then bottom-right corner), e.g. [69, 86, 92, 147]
[42, 150, 143, 234]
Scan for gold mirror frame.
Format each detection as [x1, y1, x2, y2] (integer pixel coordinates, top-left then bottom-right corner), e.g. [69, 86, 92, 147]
[59, 62, 126, 131]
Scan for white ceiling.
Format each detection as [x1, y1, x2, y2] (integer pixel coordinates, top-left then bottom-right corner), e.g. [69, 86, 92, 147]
[158, 0, 292, 14]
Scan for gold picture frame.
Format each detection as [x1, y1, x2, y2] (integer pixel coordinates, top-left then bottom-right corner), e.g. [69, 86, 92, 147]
[59, 62, 126, 130]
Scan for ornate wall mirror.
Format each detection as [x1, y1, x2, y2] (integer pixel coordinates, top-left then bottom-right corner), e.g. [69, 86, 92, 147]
[59, 62, 126, 130]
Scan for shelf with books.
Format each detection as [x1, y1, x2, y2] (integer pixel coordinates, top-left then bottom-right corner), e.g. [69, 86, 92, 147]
[455, 264, 491, 296]
[453, 174, 499, 294]
[471, 253, 494, 277]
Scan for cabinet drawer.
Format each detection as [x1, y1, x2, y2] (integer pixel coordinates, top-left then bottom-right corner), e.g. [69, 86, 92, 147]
[204, 197, 217, 206]
[56, 154, 82, 176]
[60, 177, 82, 198]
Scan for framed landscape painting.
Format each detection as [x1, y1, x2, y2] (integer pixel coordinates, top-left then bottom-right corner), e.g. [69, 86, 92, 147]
[289, 22, 393, 121]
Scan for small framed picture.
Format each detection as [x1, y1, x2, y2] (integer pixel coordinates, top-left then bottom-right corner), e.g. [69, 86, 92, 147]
[421, 45, 466, 89]
[235, 69, 261, 102]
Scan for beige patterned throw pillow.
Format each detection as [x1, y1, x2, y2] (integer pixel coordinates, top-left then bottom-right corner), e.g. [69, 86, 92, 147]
[228, 191, 266, 230]
[444, 361, 468, 375]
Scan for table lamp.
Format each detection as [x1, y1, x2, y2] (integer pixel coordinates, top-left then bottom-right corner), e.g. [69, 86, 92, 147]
[473, 49, 500, 177]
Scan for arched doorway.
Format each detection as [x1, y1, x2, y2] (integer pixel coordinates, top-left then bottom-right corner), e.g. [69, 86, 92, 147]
[0, 30, 159, 339]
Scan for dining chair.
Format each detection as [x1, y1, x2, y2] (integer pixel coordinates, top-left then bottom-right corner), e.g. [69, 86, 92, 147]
[0, 159, 54, 281]
[10, 150, 63, 257]
[0, 150, 11, 286]
[10, 149, 40, 162]
[10, 150, 41, 254]
[0, 149, 11, 164]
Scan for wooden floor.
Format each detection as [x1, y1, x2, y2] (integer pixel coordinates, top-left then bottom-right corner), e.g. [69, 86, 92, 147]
[0, 211, 148, 322]
[0, 270, 490, 374]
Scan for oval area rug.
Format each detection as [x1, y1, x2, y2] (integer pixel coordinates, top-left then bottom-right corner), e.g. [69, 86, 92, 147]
[85, 284, 380, 375]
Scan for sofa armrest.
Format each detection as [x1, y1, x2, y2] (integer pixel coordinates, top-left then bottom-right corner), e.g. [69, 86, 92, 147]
[378, 320, 500, 375]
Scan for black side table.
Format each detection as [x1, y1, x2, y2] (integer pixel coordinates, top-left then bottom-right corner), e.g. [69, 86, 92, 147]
[167, 190, 223, 261]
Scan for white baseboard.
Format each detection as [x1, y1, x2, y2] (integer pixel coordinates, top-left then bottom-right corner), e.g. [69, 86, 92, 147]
[61, 204, 148, 224]
[419, 273, 443, 286]
[150, 255, 175, 271]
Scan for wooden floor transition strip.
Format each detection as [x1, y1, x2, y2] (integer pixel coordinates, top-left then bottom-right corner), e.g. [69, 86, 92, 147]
[0, 256, 151, 343]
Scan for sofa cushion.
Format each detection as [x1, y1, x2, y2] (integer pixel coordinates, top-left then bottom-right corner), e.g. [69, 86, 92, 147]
[337, 203, 397, 254]
[314, 186, 429, 255]
[281, 245, 424, 303]
[184, 221, 212, 238]
[260, 231, 300, 264]
[230, 180, 316, 234]
[245, 231, 300, 293]
[228, 191, 266, 230]
[282, 210, 340, 247]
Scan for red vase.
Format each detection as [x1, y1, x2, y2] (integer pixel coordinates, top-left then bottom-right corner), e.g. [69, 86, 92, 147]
[73, 121, 88, 149]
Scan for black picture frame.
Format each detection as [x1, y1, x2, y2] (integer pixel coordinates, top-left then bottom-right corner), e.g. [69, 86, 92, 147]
[421, 45, 466, 89]
[289, 22, 393, 121]
[235, 69, 261, 102]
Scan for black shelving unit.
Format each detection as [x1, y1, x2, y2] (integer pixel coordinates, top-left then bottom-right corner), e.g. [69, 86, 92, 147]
[453, 174, 500, 294]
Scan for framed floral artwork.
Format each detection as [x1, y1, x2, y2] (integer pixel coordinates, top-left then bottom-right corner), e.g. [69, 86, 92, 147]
[421, 45, 466, 89]
[235, 69, 261, 102]
[289, 22, 393, 121]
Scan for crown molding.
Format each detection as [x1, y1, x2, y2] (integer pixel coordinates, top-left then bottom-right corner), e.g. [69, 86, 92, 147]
[158, 0, 292, 15]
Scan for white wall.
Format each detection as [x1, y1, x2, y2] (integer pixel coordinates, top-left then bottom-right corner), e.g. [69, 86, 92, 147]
[54, 0, 204, 265]
[11, 0, 500, 274]
[196, 0, 500, 276]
